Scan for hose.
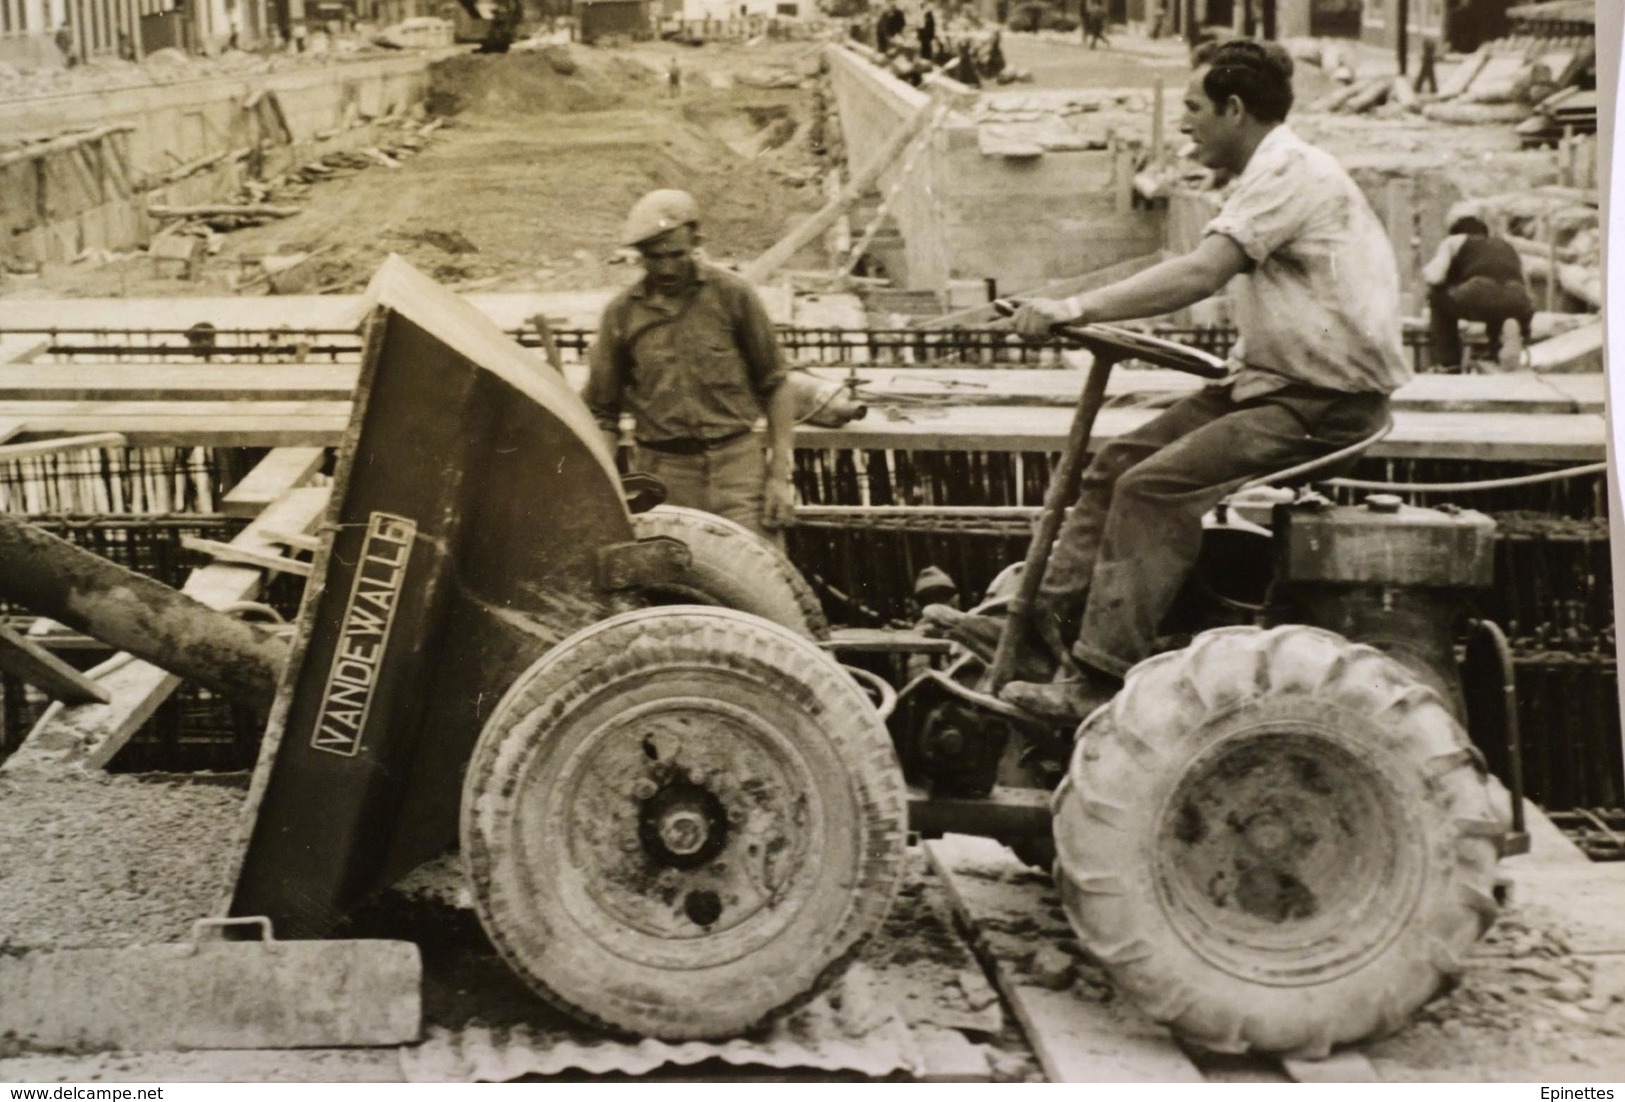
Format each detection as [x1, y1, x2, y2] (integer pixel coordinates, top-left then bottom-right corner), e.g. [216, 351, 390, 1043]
[843, 664, 899, 722]
[1238, 415, 1394, 490]
[1325, 461, 1609, 494]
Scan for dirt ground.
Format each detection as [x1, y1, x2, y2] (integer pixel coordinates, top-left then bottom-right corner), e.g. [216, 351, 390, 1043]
[3, 38, 831, 301]
[1, 761, 1621, 1081]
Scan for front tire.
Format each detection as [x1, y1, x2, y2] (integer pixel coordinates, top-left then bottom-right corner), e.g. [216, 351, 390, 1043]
[461, 606, 905, 1039]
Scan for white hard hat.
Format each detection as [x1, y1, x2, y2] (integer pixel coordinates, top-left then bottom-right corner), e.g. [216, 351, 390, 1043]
[624, 189, 700, 247]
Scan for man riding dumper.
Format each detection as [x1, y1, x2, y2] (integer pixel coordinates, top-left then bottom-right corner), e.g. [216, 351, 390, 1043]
[999, 39, 1406, 720]
[585, 189, 798, 546]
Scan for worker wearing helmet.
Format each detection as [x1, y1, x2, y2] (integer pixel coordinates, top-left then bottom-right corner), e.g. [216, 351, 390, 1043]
[585, 189, 797, 546]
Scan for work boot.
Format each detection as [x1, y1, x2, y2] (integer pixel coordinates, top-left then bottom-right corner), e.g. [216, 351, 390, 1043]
[1498, 319, 1525, 372]
[998, 667, 1118, 723]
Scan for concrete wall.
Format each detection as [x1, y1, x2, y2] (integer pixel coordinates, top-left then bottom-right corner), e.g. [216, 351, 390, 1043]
[0, 51, 433, 176]
[826, 44, 1161, 295]
[0, 51, 436, 263]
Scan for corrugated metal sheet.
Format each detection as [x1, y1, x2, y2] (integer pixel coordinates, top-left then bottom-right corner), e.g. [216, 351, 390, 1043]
[401, 964, 924, 1081]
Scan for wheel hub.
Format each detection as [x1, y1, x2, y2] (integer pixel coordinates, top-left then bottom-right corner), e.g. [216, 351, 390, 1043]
[534, 695, 823, 964]
[638, 779, 729, 867]
[1154, 721, 1426, 985]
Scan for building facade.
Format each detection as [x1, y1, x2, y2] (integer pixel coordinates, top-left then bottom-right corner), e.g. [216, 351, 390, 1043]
[0, 0, 272, 66]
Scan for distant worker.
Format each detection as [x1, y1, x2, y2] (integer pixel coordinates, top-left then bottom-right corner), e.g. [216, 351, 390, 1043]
[54, 20, 77, 67]
[668, 55, 681, 96]
[918, 7, 937, 60]
[876, 1, 905, 52]
[586, 190, 797, 546]
[1413, 37, 1439, 95]
[984, 28, 1006, 79]
[1083, 0, 1109, 49]
[1423, 214, 1532, 373]
[997, 40, 1405, 720]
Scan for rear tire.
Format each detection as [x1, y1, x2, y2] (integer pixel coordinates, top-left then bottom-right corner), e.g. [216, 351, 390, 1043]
[1052, 624, 1507, 1057]
[632, 505, 829, 639]
[461, 606, 905, 1039]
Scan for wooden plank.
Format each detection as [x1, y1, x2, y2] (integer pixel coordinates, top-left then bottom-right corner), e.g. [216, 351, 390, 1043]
[924, 835, 1205, 1083]
[801, 407, 1608, 462]
[0, 623, 111, 704]
[741, 100, 942, 285]
[221, 446, 327, 518]
[821, 627, 952, 654]
[0, 487, 329, 777]
[0, 364, 359, 402]
[180, 536, 313, 578]
[1283, 1052, 1382, 1082]
[0, 126, 134, 169]
[801, 367, 1601, 415]
[1527, 321, 1605, 374]
[0, 336, 50, 365]
[0, 400, 352, 447]
[1502, 862, 1625, 956]
[0, 432, 126, 460]
[0, 361, 1596, 416]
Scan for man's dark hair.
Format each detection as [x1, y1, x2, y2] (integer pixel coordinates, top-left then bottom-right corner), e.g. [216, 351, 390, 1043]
[1200, 39, 1294, 123]
[1448, 215, 1489, 236]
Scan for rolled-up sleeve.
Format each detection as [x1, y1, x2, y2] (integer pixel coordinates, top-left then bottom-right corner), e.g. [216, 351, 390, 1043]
[1203, 151, 1314, 264]
[584, 302, 627, 432]
[731, 283, 787, 397]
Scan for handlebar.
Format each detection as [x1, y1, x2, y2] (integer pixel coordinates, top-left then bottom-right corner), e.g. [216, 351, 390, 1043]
[992, 299, 1232, 380]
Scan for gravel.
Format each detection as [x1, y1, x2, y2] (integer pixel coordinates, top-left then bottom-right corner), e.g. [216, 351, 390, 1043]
[0, 771, 246, 950]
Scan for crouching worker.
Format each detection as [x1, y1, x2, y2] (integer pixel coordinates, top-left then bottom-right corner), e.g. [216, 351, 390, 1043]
[585, 189, 798, 547]
[1423, 214, 1533, 373]
[999, 39, 1406, 721]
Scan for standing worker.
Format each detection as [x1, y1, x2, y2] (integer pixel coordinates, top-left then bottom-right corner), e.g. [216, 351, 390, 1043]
[1422, 214, 1532, 372]
[998, 40, 1405, 720]
[1083, 0, 1109, 49]
[918, 7, 937, 61]
[586, 190, 798, 547]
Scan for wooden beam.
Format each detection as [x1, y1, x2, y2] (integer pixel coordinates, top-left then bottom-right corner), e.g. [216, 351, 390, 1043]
[180, 535, 313, 578]
[0, 486, 329, 777]
[0, 623, 111, 704]
[0, 125, 136, 168]
[0, 400, 351, 447]
[924, 835, 1205, 1083]
[741, 100, 943, 285]
[221, 446, 327, 517]
[0, 432, 126, 460]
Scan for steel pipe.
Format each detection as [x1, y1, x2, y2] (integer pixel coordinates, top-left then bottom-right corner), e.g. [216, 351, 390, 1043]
[0, 512, 288, 711]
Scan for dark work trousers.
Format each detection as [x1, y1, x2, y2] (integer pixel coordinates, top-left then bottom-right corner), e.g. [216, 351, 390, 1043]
[634, 431, 784, 550]
[1038, 383, 1391, 677]
[1428, 278, 1534, 368]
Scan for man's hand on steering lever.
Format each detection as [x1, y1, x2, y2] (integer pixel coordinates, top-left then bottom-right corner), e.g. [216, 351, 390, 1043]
[1010, 298, 1074, 339]
[1008, 235, 1252, 341]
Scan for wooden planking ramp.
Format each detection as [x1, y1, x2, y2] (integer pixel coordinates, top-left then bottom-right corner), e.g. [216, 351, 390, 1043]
[1282, 1052, 1382, 1083]
[0, 482, 329, 777]
[924, 834, 1204, 1082]
[222, 447, 326, 517]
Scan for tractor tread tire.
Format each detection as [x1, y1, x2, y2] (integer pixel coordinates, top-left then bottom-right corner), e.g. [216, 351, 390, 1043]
[461, 606, 905, 1040]
[632, 505, 830, 639]
[1052, 624, 1506, 1059]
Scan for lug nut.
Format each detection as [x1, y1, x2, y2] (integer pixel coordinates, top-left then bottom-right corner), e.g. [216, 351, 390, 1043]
[632, 778, 659, 801]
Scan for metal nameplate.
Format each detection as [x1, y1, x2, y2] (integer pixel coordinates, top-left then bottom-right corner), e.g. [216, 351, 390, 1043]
[311, 511, 416, 757]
